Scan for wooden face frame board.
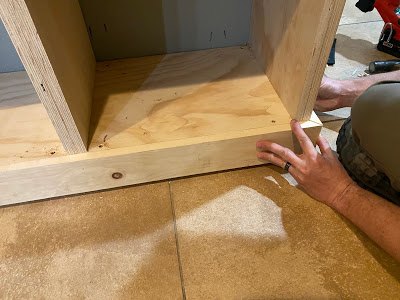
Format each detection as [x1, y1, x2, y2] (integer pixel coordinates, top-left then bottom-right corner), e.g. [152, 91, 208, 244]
[0, 0, 345, 206]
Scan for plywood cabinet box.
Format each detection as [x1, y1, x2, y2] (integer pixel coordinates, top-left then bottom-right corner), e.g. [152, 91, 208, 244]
[0, 0, 345, 206]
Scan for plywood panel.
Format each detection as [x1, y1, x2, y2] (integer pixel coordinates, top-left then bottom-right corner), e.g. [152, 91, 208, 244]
[250, 0, 345, 121]
[78, 0, 252, 60]
[0, 71, 36, 106]
[79, 0, 167, 61]
[90, 46, 291, 151]
[0, 0, 96, 153]
[0, 20, 24, 73]
[162, 0, 252, 53]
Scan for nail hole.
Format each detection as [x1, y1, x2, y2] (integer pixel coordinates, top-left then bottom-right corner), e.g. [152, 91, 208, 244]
[98, 144, 104, 148]
[40, 84, 46, 92]
[50, 151, 56, 155]
[112, 172, 123, 180]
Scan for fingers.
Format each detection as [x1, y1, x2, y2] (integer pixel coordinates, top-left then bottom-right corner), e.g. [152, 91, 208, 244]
[287, 165, 302, 182]
[256, 151, 302, 179]
[290, 120, 316, 156]
[314, 99, 340, 112]
[257, 140, 302, 168]
[316, 136, 333, 156]
[256, 151, 286, 169]
[315, 98, 341, 112]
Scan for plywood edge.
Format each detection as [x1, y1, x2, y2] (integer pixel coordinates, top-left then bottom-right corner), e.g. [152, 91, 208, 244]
[0, 118, 322, 206]
[297, 0, 346, 120]
[0, 0, 96, 154]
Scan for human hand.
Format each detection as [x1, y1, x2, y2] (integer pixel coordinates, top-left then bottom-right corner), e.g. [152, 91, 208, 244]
[315, 76, 360, 112]
[256, 120, 355, 208]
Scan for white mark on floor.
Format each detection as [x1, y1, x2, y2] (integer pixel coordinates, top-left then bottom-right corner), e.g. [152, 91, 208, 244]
[281, 173, 298, 187]
[0, 187, 287, 297]
[177, 185, 287, 240]
[264, 176, 281, 188]
[0, 225, 172, 299]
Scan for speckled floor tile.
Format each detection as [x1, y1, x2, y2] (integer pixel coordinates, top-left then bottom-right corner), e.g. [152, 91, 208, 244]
[170, 167, 400, 299]
[0, 183, 183, 299]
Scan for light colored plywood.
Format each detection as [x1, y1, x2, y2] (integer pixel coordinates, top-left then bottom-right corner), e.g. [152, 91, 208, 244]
[0, 0, 96, 153]
[90, 46, 291, 151]
[0, 113, 322, 206]
[0, 72, 66, 167]
[250, 0, 345, 121]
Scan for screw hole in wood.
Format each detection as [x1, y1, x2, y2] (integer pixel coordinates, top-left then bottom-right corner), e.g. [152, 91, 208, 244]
[112, 172, 123, 180]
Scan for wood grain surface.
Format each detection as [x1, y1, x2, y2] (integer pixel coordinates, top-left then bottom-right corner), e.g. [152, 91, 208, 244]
[0, 72, 66, 167]
[0, 114, 322, 205]
[90, 46, 291, 151]
[250, 0, 345, 121]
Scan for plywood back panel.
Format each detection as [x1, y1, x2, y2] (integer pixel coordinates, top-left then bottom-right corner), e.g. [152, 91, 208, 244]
[0, 20, 24, 73]
[79, 0, 252, 61]
[0, 0, 96, 153]
[250, 0, 345, 121]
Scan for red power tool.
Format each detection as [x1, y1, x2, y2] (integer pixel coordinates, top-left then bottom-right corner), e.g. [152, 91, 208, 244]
[356, 0, 400, 57]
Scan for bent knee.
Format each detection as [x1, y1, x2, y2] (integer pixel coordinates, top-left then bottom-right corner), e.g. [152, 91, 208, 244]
[351, 81, 400, 190]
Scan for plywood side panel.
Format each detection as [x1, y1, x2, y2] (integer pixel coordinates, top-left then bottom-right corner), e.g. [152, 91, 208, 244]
[0, 116, 321, 206]
[0, 0, 96, 153]
[250, 0, 345, 121]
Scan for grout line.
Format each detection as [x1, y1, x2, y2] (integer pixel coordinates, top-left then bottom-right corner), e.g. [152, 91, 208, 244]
[168, 181, 187, 300]
[339, 20, 382, 27]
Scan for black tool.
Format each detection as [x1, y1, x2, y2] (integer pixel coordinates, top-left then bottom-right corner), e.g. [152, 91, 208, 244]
[327, 39, 337, 66]
[368, 59, 400, 73]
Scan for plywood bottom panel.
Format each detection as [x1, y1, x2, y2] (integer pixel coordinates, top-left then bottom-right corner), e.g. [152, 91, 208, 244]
[0, 72, 66, 167]
[89, 46, 291, 151]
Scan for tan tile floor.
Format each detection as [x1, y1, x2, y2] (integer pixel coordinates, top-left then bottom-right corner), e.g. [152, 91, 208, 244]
[1, 1, 400, 299]
[0, 184, 183, 299]
[171, 168, 400, 299]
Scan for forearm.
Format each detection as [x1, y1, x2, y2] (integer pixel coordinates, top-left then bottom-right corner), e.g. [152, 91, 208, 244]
[341, 70, 400, 107]
[333, 183, 400, 261]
